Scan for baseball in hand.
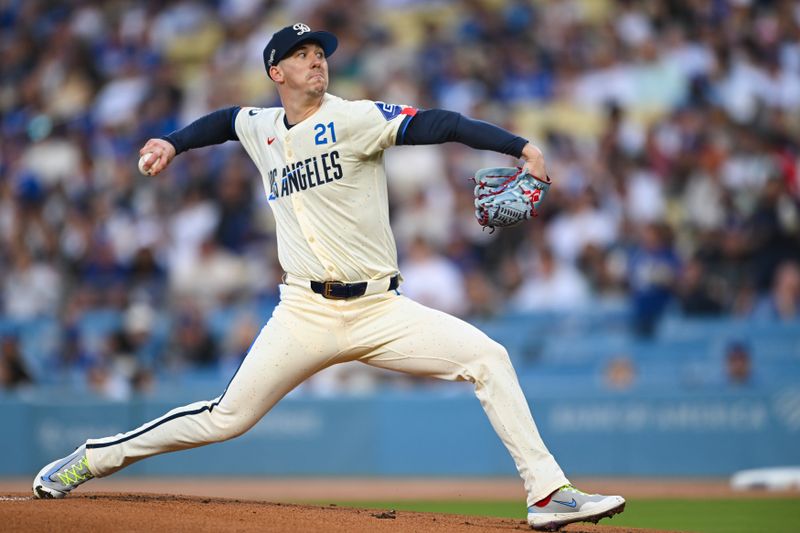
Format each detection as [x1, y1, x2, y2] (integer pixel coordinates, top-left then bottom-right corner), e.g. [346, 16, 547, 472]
[137, 152, 159, 176]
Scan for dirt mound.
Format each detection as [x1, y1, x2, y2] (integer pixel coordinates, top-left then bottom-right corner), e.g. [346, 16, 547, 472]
[1, 493, 659, 532]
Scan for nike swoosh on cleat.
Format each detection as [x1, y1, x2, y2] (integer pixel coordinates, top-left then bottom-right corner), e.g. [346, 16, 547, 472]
[552, 498, 577, 508]
[43, 456, 75, 481]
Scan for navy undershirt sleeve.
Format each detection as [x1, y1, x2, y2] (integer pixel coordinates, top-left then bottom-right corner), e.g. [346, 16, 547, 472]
[397, 109, 528, 158]
[160, 106, 241, 154]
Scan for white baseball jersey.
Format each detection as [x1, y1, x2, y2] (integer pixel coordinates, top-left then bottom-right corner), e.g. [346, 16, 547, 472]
[234, 93, 416, 282]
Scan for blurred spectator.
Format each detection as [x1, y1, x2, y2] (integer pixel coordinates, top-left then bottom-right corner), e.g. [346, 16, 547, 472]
[748, 177, 800, 291]
[577, 243, 628, 305]
[391, 185, 455, 250]
[399, 237, 467, 316]
[724, 341, 754, 387]
[78, 237, 128, 292]
[463, 268, 502, 320]
[623, 163, 665, 224]
[599, 102, 645, 172]
[546, 189, 619, 265]
[119, 302, 159, 363]
[676, 256, 725, 316]
[753, 260, 800, 321]
[86, 362, 131, 402]
[627, 223, 681, 336]
[167, 183, 220, 275]
[510, 247, 591, 313]
[0, 336, 33, 390]
[214, 156, 257, 253]
[171, 236, 250, 309]
[168, 302, 218, 369]
[128, 246, 168, 305]
[2, 247, 61, 319]
[131, 367, 156, 396]
[602, 356, 637, 392]
[219, 311, 259, 374]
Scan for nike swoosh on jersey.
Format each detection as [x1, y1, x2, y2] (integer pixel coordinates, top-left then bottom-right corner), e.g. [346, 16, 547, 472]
[267, 137, 276, 145]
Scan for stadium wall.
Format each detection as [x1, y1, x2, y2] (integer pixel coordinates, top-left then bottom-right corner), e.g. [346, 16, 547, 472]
[3, 387, 799, 477]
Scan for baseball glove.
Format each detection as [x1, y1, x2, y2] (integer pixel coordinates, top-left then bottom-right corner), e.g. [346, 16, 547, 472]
[473, 167, 551, 231]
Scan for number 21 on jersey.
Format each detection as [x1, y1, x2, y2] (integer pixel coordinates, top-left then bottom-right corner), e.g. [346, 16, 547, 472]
[314, 122, 337, 145]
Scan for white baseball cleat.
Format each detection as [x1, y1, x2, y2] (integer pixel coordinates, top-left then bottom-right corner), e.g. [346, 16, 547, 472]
[32, 444, 94, 499]
[527, 484, 625, 531]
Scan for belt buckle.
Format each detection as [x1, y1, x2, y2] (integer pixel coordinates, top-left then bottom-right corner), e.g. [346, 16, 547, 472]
[322, 281, 347, 299]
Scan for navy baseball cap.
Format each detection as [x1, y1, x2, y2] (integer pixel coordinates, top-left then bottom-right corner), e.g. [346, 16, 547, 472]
[263, 23, 338, 77]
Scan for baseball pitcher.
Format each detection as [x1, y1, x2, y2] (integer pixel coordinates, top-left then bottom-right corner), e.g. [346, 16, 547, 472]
[33, 23, 625, 531]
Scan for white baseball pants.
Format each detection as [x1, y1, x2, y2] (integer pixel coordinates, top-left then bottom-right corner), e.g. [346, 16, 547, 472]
[85, 283, 568, 505]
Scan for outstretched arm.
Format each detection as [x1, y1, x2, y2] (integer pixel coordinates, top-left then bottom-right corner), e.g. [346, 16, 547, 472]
[397, 109, 546, 178]
[139, 106, 241, 175]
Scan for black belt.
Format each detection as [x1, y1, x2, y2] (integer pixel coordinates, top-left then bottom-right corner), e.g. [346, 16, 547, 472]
[310, 275, 400, 300]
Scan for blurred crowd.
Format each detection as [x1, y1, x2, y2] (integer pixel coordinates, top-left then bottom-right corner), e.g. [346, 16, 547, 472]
[1, 0, 799, 397]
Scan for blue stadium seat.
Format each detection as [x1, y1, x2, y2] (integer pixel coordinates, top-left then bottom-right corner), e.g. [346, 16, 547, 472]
[76, 309, 123, 349]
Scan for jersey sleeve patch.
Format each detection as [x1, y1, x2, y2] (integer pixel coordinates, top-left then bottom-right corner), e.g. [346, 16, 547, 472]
[374, 101, 417, 121]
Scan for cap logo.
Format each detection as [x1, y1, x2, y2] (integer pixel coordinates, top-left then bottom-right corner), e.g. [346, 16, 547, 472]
[268, 48, 276, 65]
[293, 23, 310, 35]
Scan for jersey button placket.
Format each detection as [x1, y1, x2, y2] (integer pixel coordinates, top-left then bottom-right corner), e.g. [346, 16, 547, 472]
[285, 132, 328, 278]
[291, 194, 325, 275]
[284, 133, 293, 163]
[293, 195, 304, 215]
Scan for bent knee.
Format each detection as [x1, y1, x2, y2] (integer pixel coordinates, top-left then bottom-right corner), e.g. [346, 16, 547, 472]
[467, 339, 515, 380]
[481, 338, 513, 365]
[208, 407, 258, 441]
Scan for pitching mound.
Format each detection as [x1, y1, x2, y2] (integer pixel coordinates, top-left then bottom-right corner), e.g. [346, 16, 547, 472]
[1, 493, 658, 532]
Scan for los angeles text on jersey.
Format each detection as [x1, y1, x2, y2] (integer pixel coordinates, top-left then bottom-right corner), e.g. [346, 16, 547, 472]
[267, 150, 343, 200]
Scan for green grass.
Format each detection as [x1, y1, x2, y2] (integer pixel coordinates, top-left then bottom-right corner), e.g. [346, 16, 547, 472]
[319, 498, 800, 533]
